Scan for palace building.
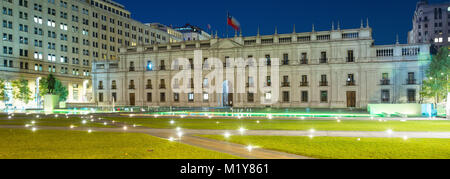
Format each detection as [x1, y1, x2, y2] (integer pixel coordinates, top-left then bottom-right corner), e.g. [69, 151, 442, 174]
[92, 23, 431, 109]
[0, 0, 169, 108]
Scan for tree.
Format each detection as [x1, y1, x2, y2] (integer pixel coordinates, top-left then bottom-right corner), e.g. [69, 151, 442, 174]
[0, 79, 6, 101]
[11, 79, 32, 104]
[420, 46, 450, 106]
[39, 74, 68, 102]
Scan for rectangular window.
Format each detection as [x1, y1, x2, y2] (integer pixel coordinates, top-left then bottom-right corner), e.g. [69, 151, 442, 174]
[283, 91, 290, 102]
[160, 93, 166, 102]
[407, 89, 416, 103]
[320, 91, 328, 103]
[174, 93, 179, 102]
[381, 90, 390, 103]
[111, 92, 117, 102]
[188, 93, 194, 102]
[98, 93, 103, 102]
[247, 92, 254, 102]
[147, 93, 152, 102]
[203, 93, 209, 102]
[347, 50, 354, 62]
[301, 91, 308, 103]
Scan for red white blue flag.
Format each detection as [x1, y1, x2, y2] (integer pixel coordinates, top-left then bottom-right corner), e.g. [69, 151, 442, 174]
[227, 13, 241, 30]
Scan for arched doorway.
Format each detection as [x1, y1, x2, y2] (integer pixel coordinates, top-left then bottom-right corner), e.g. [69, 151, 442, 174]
[222, 80, 233, 107]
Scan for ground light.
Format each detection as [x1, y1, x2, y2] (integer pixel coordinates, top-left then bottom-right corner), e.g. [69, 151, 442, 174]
[168, 137, 175, 142]
[31, 121, 35, 124]
[238, 127, 246, 135]
[403, 136, 409, 140]
[82, 120, 87, 124]
[308, 135, 314, 139]
[256, 120, 260, 124]
[170, 120, 175, 125]
[70, 125, 75, 129]
[176, 127, 182, 132]
[177, 131, 183, 139]
[386, 129, 394, 135]
[87, 129, 92, 133]
[31, 127, 37, 132]
[123, 126, 128, 130]
[224, 132, 231, 138]
[104, 122, 108, 126]
[309, 129, 316, 133]
[246, 145, 254, 152]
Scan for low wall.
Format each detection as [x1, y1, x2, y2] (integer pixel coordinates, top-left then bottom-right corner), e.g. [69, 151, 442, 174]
[368, 104, 423, 117]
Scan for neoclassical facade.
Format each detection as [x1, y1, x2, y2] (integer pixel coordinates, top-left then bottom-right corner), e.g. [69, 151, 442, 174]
[92, 25, 431, 109]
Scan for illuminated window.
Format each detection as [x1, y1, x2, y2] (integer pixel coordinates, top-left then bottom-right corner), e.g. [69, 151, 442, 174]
[146, 61, 153, 71]
[203, 93, 209, 102]
[188, 93, 194, 102]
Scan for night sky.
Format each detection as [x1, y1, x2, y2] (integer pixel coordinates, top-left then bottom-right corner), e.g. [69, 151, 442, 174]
[114, 0, 449, 45]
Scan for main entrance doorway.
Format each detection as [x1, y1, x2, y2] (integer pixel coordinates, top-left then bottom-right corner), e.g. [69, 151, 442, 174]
[346, 91, 356, 108]
[129, 93, 135, 106]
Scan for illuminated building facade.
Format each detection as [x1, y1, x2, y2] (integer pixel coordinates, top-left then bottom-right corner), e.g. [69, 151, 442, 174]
[93, 23, 431, 109]
[408, 0, 450, 52]
[0, 0, 169, 108]
[174, 24, 211, 41]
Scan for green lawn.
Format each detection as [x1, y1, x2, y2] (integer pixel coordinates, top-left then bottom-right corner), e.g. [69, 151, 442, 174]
[104, 117, 450, 132]
[0, 129, 238, 159]
[0, 115, 115, 128]
[200, 135, 450, 159]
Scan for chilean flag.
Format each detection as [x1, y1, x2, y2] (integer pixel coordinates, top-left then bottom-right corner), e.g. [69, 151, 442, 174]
[227, 13, 241, 31]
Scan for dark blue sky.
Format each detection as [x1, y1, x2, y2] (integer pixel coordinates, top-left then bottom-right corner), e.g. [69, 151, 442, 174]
[114, 0, 448, 45]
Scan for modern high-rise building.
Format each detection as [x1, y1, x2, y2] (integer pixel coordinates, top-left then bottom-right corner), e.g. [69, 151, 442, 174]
[147, 23, 183, 43]
[92, 24, 431, 109]
[0, 0, 169, 108]
[408, 0, 450, 52]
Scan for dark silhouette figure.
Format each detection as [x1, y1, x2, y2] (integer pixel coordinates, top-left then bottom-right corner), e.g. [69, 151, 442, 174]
[47, 74, 56, 94]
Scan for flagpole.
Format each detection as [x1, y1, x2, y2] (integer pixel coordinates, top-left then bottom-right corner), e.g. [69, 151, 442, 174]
[226, 12, 229, 38]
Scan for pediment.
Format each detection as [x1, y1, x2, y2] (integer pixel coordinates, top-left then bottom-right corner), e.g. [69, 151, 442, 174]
[211, 39, 243, 49]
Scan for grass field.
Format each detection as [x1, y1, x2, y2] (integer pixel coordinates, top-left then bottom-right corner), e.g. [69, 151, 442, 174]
[200, 135, 450, 159]
[0, 115, 114, 128]
[0, 129, 238, 159]
[104, 117, 450, 132]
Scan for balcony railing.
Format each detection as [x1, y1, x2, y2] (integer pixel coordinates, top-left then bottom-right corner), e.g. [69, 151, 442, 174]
[380, 79, 390, 85]
[111, 86, 116, 90]
[406, 79, 417, 85]
[129, 85, 135, 90]
[282, 60, 289, 65]
[346, 81, 356, 86]
[159, 84, 166, 89]
[159, 65, 166, 70]
[265, 82, 271, 87]
[346, 57, 355, 62]
[129, 67, 135, 71]
[282, 82, 290, 87]
[300, 82, 309, 87]
[300, 59, 308, 65]
[98, 86, 104, 90]
[146, 84, 153, 89]
[246, 83, 254, 88]
[320, 58, 328, 63]
[319, 81, 328, 86]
